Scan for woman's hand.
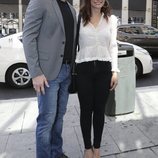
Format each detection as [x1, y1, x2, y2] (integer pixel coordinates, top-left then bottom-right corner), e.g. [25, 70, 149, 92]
[110, 72, 118, 91]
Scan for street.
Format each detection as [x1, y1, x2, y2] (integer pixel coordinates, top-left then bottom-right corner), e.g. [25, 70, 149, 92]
[0, 57, 158, 100]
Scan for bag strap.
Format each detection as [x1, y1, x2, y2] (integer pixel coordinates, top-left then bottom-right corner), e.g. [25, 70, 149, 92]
[71, 13, 81, 73]
[75, 13, 81, 51]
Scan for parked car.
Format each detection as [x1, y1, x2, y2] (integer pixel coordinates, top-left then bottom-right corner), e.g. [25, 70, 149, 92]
[0, 33, 153, 88]
[0, 32, 31, 88]
[118, 41, 153, 77]
[117, 24, 158, 55]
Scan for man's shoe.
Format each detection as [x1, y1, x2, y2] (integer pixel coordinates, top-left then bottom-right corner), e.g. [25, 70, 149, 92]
[58, 153, 69, 158]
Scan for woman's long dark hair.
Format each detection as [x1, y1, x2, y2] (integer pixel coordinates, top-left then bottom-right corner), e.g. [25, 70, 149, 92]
[80, 0, 111, 26]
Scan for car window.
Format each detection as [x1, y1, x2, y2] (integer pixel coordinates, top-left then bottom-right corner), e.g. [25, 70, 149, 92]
[142, 26, 158, 35]
[118, 27, 133, 34]
[118, 26, 143, 35]
[124, 27, 133, 34]
[130, 27, 142, 34]
[118, 28, 126, 33]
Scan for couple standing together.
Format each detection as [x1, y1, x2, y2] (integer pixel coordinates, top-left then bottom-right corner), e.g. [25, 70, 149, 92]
[23, 0, 119, 157]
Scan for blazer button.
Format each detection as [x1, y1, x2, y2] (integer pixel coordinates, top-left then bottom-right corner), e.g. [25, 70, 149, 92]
[60, 54, 64, 57]
[62, 41, 65, 44]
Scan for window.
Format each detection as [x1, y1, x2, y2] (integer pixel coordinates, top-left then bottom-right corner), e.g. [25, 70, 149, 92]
[142, 26, 158, 35]
[130, 27, 142, 34]
[118, 28, 126, 32]
[118, 27, 133, 34]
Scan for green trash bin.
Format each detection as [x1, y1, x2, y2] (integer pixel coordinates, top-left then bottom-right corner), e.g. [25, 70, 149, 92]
[105, 44, 135, 116]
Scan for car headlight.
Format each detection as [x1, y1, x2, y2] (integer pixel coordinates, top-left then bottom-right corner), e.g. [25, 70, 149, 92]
[136, 48, 150, 55]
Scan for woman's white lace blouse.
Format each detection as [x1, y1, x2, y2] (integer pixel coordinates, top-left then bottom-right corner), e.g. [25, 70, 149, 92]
[75, 14, 119, 72]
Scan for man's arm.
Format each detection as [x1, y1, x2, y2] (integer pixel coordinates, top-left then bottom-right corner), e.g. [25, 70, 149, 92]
[23, 0, 44, 79]
[23, 0, 49, 94]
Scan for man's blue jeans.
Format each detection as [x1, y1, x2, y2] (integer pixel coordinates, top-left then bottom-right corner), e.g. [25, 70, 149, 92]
[36, 64, 71, 158]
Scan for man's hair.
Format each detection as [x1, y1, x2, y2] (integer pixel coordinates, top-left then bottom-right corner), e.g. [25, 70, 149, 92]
[80, 0, 111, 26]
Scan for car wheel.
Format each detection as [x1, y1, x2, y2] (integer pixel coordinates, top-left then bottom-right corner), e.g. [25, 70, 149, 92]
[6, 64, 32, 88]
[135, 58, 143, 78]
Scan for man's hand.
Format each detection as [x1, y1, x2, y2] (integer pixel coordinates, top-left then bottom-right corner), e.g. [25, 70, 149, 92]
[32, 74, 49, 95]
[110, 72, 118, 91]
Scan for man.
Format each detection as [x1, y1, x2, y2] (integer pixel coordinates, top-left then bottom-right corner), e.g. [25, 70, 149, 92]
[23, 0, 76, 157]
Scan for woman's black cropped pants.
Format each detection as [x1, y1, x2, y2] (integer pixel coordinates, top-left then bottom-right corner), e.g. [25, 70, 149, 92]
[76, 60, 112, 149]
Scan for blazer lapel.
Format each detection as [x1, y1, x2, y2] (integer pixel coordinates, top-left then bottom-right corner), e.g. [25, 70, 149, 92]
[68, 2, 77, 25]
[51, 0, 65, 34]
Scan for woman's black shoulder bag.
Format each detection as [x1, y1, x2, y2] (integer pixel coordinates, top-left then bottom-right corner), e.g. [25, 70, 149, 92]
[68, 14, 81, 94]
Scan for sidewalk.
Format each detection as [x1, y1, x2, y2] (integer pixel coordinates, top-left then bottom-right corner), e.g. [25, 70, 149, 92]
[0, 86, 158, 158]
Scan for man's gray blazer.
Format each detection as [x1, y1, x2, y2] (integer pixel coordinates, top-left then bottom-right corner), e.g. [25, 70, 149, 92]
[23, 0, 77, 80]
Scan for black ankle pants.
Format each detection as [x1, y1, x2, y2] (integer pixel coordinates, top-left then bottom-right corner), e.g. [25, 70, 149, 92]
[76, 60, 112, 149]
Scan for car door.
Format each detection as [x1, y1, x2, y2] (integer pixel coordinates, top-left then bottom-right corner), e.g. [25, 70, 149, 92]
[141, 25, 158, 52]
[117, 26, 146, 46]
[129, 26, 147, 47]
[117, 26, 134, 42]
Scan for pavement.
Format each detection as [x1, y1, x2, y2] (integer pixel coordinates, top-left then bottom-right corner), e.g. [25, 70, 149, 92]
[0, 86, 158, 158]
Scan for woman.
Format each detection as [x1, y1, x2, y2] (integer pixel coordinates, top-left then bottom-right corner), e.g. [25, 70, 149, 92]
[75, 0, 119, 157]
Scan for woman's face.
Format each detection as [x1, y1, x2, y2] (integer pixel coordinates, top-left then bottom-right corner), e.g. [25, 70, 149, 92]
[91, 0, 105, 10]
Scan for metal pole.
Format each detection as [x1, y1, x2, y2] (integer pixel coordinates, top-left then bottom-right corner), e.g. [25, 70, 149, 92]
[19, 0, 23, 32]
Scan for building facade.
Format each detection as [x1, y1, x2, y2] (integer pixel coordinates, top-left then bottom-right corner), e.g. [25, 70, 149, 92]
[109, 0, 158, 27]
[152, 0, 158, 28]
[0, 0, 158, 34]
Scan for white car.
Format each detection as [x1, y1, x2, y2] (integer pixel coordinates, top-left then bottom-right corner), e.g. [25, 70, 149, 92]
[118, 41, 153, 77]
[0, 33, 153, 88]
[0, 33, 31, 88]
